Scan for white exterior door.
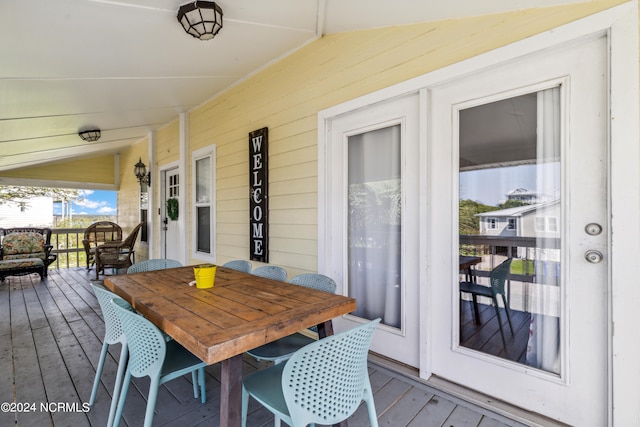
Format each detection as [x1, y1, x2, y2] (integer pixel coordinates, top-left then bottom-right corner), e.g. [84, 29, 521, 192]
[429, 35, 608, 425]
[322, 93, 420, 368]
[162, 167, 181, 262]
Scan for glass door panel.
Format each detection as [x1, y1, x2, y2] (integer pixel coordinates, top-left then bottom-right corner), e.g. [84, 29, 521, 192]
[348, 125, 402, 328]
[431, 35, 607, 425]
[326, 93, 419, 367]
[458, 88, 561, 374]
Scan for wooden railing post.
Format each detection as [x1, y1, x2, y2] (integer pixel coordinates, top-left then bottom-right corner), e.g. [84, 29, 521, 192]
[49, 227, 87, 269]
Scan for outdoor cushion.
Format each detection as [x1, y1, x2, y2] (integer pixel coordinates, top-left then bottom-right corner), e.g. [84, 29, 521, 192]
[0, 258, 44, 271]
[2, 232, 47, 262]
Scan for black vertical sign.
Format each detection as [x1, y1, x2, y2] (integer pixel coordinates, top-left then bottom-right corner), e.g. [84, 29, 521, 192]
[249, 127, 268, 262]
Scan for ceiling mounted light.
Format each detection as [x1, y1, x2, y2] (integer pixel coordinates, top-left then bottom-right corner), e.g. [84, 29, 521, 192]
[177, 1, 223, 41]
[78, 129, 101, 142]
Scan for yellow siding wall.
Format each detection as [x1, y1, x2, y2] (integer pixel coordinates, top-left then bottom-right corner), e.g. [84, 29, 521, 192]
[156, 119, 180, 167]
[185, 1, 626, 277]
[118, 139, 149, 258]
[0, 154, 116, 186]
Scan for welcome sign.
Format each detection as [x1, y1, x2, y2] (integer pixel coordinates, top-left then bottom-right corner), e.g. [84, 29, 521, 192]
[249, 127, 268, 262]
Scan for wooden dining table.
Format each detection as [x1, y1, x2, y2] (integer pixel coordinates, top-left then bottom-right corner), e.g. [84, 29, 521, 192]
[459, 255, 482, 274]
[103, 265, 356, 427]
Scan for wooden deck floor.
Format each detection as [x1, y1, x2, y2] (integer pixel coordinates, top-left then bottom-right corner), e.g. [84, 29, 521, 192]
[0, 268, 532, 427]
[460, 299, 531, 364]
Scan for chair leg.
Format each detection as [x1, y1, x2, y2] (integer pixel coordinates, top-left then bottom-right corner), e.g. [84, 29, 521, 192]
[460, 290, 481, 324]
[144, 378, 160, 427]
[199, 368, 206, 404]
[459, 295, 464, 339]
[492, 297, 508, 351]
[472, 294, 481, 324]
[241, 386, 249, 427]
[501, 294, 514, 334]
[192, 371, 198, 399]
[112, 371, 132, 427]
[89, 342, 109, 406]
[107, 345, 128, 427]
[363, 387, 379, 427]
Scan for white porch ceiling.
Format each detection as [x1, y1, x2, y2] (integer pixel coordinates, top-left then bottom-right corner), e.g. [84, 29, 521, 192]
[0, 0, 582, 173]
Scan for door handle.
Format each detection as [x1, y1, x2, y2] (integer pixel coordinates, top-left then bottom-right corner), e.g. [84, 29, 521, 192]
[584, 250, 604, 264]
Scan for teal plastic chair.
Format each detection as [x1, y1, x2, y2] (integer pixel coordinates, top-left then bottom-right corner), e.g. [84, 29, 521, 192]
[110, 299, 207, 427]
[242, 318, 381, 427]
[222, 259, 252, 273]
[460, 258, 514, 350]
[89, 283, 134, 427]
[251, 265, 287, 281]
[127, 258, 182, 273]
[246, 273, 337, 364]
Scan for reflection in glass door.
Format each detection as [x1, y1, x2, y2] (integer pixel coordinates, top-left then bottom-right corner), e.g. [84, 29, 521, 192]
[458, 88, 561, 374]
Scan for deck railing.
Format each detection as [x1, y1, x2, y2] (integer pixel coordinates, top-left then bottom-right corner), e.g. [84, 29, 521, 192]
[49, 227, 88, 269]
[459, 234, 560, 281]
[459, 234, 562, 315]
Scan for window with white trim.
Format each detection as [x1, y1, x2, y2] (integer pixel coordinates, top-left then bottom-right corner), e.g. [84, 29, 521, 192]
[487, 218, 498, 230]
[507, 218, 517, 230]
[192, 146, 216, 261]
[535, 216, 559, 232]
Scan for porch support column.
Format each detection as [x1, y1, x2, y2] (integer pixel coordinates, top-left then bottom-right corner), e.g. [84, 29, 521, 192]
[147, 131, 156, 259]
[177, 113, 189, 264]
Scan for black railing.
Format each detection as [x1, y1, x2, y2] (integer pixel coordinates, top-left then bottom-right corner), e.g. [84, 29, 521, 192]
[459, 234, 562, 314]
[459, 234, 561, 282]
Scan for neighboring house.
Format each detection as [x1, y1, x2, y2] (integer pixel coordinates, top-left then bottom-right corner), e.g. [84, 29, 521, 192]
[477, 200, 560, 238]
[504, 187, 553, 205]
[476, 200, 560, 261]
[0, 197, 53, 228]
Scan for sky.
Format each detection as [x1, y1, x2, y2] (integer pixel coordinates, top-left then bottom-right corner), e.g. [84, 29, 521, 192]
[459, 163, 560, 206]
[53, 190, 117, 216]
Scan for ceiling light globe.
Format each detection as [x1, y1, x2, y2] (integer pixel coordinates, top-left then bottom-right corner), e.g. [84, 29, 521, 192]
[177, 1, 223, 41]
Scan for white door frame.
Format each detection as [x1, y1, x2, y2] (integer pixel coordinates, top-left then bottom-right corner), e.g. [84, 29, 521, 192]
[318, 2, 639, 424]
[159, 160, 186, 264]
[324, 93, 421, 367]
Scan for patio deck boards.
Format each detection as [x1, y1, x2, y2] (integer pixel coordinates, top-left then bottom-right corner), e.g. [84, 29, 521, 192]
[1, 268, 530, 427]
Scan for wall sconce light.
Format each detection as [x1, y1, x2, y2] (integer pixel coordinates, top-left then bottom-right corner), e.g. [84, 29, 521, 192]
[177, 1, 223, 41]
[78, 129, 101, 142]
[134, 158, 151, 187]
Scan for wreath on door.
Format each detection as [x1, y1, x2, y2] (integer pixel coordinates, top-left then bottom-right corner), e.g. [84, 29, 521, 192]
[167, 198, 179, 221]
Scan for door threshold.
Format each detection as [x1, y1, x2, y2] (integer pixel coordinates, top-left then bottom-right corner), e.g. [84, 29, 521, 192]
[368, 352, 570, 427]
